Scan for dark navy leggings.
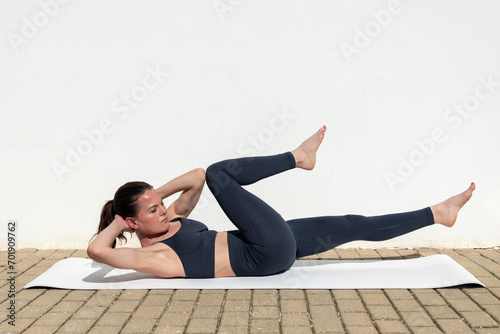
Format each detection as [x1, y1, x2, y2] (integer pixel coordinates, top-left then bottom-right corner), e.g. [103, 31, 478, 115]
[205, 151, 434, 277]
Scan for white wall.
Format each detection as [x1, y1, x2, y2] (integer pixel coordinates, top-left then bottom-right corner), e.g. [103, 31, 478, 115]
[1, 0, 499, 250]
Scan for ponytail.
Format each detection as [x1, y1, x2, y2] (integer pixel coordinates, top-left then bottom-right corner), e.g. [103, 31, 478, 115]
[89, 199, 127, 249]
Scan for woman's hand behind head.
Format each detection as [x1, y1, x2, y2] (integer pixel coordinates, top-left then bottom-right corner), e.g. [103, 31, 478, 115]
[114, 214, 134, 233]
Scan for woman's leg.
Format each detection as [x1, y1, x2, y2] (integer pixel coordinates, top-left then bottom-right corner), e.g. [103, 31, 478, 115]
[287, 183, 476, 258]
[206, 151, 298, 276]
[286, 208, 434, 258]
[205, 125, 327, 275]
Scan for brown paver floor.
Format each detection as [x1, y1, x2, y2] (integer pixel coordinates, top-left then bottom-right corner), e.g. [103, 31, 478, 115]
[1, 248, 499, 333]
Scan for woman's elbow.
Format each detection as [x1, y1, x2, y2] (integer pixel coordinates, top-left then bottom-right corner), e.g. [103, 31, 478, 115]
[196, 168, 205, 177]
[87, 244, 101, 261]
[195, 168, 206, 183]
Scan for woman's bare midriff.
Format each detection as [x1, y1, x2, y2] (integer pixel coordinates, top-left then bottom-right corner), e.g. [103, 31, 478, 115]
[214, 232, 236, 277]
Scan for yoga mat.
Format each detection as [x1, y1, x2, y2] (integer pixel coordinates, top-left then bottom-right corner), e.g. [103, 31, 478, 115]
[24, 254, 483, 290]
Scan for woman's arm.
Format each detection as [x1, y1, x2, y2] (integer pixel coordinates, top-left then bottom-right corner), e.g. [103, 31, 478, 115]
[155, 168, 206, 218]
[87, 216, 138, 268]
[87, 216, 160, 273]
[88, 215, 130, 252]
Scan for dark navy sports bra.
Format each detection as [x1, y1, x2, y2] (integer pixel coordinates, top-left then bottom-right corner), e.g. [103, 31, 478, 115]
[154, 217, 217, 278]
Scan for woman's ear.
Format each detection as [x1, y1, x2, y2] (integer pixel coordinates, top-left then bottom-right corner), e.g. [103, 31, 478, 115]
[124, 217, 138, 231]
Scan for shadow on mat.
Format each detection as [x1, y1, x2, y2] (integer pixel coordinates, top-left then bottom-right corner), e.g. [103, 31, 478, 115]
[82, 261, 160, 283]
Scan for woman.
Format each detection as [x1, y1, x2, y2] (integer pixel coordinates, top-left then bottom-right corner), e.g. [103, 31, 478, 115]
[87, 125, 475, 278]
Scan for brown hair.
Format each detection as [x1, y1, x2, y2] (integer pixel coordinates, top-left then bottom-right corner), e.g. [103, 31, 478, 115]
[90, 181, 153, 248]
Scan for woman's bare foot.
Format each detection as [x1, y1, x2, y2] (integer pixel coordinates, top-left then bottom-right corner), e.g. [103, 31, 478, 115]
[291, 125, 327, 170]
[430, 182, 476, 227]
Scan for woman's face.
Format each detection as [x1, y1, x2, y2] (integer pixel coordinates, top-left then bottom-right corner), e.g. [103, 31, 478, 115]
[129, 189, 170, 236]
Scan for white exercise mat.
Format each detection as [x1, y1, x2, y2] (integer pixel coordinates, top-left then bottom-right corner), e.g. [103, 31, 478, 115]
[24, 254, 483, 290]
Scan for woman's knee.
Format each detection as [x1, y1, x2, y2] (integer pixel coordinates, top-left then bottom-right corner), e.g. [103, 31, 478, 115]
[205, 162, 230, 195]
[206, 162, 222, 179]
